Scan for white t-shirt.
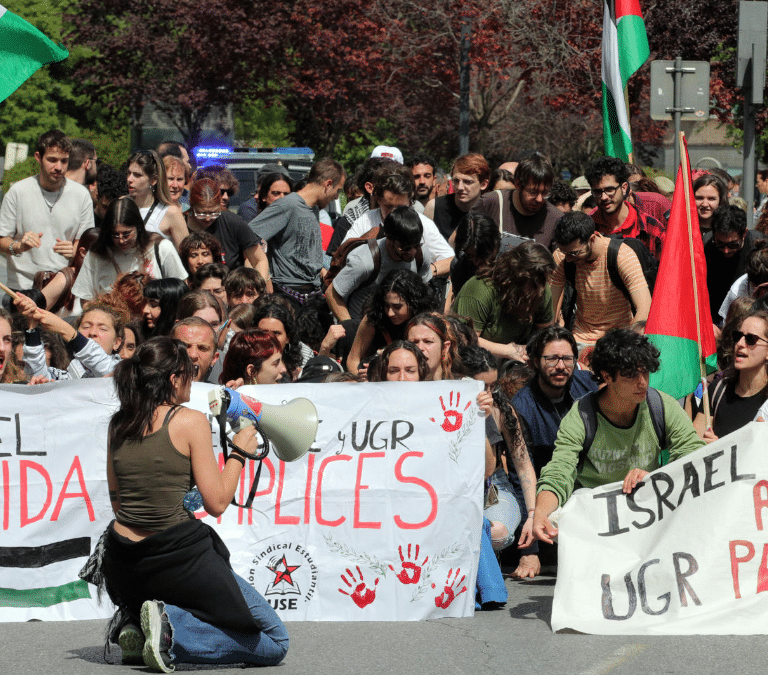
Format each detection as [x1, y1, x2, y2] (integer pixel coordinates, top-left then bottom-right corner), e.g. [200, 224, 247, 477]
[140, 202, 170, 239]
[71, 239, 188, 302]
[0, 176, 94, 288]
[719, 273, 751, 323]
[342, 209, 454, 263]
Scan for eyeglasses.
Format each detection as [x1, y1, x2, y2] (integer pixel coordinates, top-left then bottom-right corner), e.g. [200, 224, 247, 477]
[523, 187, 550, 199]
[591, 185, 621, 199]
[219, 188, 234, 197]
[112, 230, 136, 241]
[541, 355, 575, 365]
[562, 245, 588, 259]
[732, 330, 768, 347]
[193, 211, 219, 220]
[714, 239, 743, 251]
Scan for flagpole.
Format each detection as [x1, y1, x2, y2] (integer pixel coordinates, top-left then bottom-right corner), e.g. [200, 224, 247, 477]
[625, 88, 634, 165]
[679, 131, 711, 427]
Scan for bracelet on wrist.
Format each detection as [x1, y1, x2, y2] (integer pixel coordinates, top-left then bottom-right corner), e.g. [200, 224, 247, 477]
[226, 452, 246, 467]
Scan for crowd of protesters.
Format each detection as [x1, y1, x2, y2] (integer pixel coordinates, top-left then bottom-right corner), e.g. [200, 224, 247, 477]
[1, 130, 767, 669]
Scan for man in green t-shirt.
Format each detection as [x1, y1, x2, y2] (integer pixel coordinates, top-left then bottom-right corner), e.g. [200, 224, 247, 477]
[532, 329, 704, 543]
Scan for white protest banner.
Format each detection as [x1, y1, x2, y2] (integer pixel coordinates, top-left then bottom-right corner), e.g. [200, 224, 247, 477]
[0, 378, 484, 623]
[552, 422, 768, 634]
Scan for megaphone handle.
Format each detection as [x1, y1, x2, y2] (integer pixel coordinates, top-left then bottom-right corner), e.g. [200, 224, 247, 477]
[240, 459, 264, 510]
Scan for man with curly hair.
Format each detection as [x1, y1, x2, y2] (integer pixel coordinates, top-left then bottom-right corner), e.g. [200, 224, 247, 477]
[532, 329, 703, 543]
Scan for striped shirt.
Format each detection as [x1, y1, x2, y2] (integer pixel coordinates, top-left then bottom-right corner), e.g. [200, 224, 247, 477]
[551, 234, 648, 344]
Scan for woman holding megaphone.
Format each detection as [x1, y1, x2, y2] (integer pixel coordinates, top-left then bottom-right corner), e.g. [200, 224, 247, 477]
[97, 336, 288, 672]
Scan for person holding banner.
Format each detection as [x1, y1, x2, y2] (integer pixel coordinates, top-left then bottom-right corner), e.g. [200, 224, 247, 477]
[98, 337, 288, 671]
[532, 329, 704, 544]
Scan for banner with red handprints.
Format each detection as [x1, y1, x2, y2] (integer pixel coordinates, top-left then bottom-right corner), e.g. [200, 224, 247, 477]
[0, 379, 485, 622]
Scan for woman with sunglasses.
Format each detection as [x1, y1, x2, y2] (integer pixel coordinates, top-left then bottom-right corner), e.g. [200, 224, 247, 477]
[127, 150, 189, 249]
[694, 309, 768, 442]
[185, 179, 272, 291]
[72, 198, 188, 306]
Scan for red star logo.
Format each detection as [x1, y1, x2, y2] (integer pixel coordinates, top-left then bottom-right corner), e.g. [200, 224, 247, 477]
[267, 555, 300, 586]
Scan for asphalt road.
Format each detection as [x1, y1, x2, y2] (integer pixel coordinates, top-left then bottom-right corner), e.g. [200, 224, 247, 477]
[3, 570, 768, 675]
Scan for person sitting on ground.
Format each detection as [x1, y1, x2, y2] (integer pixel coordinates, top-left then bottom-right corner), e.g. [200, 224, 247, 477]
[694, 309, 768, 442]
[367, 340, 430, 382]
[532, 329, 704, 544]
[16, 295, 127, 380]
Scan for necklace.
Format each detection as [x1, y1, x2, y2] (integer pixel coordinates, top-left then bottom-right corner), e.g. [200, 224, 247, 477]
[38, 175, 65, 212]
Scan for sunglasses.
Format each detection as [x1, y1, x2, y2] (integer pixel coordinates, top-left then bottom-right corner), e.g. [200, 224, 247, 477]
[714, 240, 742, 251]
[220, 188, 234, 197]
[732, 330, 768, 347]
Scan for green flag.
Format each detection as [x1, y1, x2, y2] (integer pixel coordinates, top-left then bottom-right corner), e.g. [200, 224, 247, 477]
[0, 5, 69, 103]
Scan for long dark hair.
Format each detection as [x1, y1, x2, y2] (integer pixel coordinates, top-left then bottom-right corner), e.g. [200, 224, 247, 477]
[109, 337, 194, 450]
[143, 278, 189, 337]
[92, 197, 155, 258]
[252, 296, 301, 376]
[364, 270, 436, 333]
[479, 241, 555, 320]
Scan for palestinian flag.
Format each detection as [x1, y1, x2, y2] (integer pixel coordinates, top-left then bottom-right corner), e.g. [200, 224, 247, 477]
[647, 136, 717, 399]
[601, 0, 649, 161]
[0, 5, 68, 103]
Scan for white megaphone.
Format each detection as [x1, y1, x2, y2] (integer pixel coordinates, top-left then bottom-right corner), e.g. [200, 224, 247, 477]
[208, 387, 318, 462]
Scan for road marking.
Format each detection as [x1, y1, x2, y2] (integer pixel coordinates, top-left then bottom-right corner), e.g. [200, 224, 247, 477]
[578, 644, 649, 675]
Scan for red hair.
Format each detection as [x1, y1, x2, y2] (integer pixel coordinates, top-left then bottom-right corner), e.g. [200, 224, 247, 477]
[219, 328, 281, 384]
[452, 153, 490, 184]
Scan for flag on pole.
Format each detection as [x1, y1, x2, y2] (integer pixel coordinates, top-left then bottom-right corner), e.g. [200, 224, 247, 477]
[0, 5, 69, 103]
[646, 136, 717, 399]
[601, 0, 649, 161]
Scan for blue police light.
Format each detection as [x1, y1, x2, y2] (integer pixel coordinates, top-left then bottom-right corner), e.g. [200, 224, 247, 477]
[193, 146, 233, 161]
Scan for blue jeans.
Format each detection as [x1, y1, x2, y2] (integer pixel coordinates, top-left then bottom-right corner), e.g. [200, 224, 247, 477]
[484, 467, 522, 550]
[165, 571, 289, 666]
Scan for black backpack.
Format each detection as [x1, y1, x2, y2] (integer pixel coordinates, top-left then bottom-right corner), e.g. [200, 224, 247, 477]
[575, 387, 667, 474]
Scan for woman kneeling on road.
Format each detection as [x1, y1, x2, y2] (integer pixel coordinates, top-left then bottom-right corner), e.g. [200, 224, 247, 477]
[88, 337, 288, 672]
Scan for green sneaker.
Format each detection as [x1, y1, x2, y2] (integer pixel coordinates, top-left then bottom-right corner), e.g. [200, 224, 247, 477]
[140, 600, 174, 673]
[118, 622, 144, 665]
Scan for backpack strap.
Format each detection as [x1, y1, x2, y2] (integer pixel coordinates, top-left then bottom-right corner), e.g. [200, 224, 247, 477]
[576, 392, 600, 472]
[607, 238, 632, 305]
[577, 388, 666, 471]
[709, 378, 729, 423]
[645, 387, 667, 450]
[496, 190, 504, 232]
[367, 239, 381, 284]
[153, 239, 166, 278]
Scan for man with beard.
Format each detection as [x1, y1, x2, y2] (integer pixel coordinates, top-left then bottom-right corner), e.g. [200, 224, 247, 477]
[425, 153, 490, 240]
[0, 130, 94, 289]
[473, 152, 561, 248]
[550, 211, 651, 345]
[408, 154, 437, 214]
[65, 139, 98, 187]
[509, 326, 598, 578]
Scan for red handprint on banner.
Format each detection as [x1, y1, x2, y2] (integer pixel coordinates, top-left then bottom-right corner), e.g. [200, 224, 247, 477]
[432, 567, 467, 608]
[430, 391, 472, 432]
[338, 566, 379, 608]
[389, 544, 429, 585]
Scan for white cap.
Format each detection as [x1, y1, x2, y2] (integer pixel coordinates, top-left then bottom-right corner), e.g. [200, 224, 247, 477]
[371, 145, 403, 164]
